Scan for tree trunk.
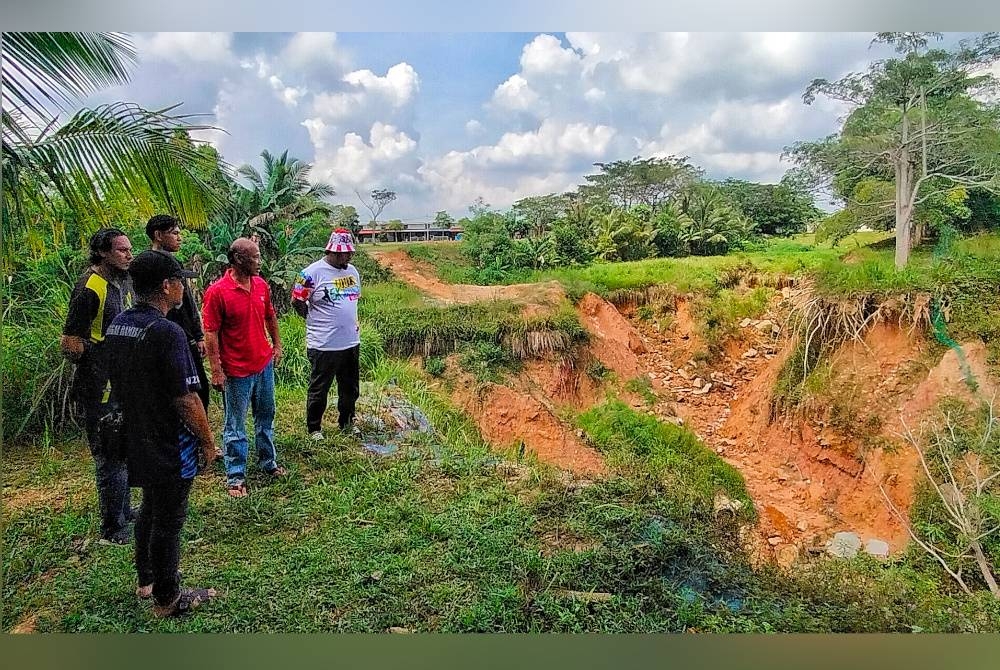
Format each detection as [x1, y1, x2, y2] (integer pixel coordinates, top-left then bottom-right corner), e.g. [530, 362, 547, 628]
[894, 150, 914, 269]
[972, 538, 1000, 599]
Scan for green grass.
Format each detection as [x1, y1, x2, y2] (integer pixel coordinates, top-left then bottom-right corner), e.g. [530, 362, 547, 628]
[402, 242, 476, 284]
[360, 285, 588, 360]
[5, 361, 1000, 632]
[577, 401, 752, 519]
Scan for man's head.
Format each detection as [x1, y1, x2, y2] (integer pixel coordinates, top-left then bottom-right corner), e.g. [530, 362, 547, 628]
[89, 228, 132, 277]
[146, 214, 182, 253]
[324, 228, 355, 269]
[228, 238, 262, 276]
[129, 250, 198, 307]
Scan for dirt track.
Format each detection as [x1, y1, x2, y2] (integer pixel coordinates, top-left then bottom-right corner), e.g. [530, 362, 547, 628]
[368, 249, 565, 309]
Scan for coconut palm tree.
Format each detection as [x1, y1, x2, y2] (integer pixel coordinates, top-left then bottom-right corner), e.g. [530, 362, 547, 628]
[234, 149, 335, 231]
[2, 32, 223, 269]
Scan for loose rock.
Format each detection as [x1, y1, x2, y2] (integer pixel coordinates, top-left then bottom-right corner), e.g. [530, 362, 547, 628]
[826, 531, 862, 559]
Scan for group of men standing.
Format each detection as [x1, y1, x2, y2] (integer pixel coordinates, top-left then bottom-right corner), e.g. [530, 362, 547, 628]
[61, 217, 363, 617]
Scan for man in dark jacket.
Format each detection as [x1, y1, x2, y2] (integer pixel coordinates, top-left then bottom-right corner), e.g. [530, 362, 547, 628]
[106, 250, 219, 617]
[146, 214, 210, 410]
[61, 228, 135, 545]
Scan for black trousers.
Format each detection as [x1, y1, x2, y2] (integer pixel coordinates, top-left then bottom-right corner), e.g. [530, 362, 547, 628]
[306, 346, 360, 432]
[78, 366, 131, 539]
[135, 477, 192, 607]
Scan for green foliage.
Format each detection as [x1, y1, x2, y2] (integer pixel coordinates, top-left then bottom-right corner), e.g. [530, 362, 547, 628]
[715, 177, 821, 237]
[458, 340, 519, 383]
[424, 356, 446, 377]
[577, 401, 752, 517]
[361, 286, 587, 361]
[695, 287, 772, 358]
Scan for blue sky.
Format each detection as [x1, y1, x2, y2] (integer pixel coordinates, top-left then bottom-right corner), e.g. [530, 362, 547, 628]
[72, 32, 979, 221]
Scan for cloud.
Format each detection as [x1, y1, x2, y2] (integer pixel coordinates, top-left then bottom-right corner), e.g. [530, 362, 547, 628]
[491, 74, 540, 112]
[520, 34, 580, 76]
[343, 63, 419, 108]
[313, 122, 419, 190]
[135, 32, 234, 65]
[281, 32, 350, 72]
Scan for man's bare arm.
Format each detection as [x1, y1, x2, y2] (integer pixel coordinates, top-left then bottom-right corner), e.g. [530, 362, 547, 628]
[172, 391, 217, 466]
[204, 330, 225, 390]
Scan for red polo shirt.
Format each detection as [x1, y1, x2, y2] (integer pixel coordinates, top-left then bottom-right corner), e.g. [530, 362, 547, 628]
[202, 270, 276, 377]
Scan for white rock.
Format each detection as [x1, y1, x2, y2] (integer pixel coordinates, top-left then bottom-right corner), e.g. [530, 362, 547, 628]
[864, 539, 890, 559]
[826, 532, 862, 559]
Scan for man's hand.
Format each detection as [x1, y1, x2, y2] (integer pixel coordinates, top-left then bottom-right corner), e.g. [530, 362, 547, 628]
[60, 335, 85, 363]
[211, 368, 226, 391]
[272, 344, 283, 367]
[196, 340, 207, 358]
[201, 440, 220, 471]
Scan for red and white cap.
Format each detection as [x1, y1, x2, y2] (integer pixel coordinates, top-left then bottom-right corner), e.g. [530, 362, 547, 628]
[325, 228, 356, 253]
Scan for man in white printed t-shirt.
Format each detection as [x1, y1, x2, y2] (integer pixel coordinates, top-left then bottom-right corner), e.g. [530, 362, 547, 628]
[291, 228, 362, 440]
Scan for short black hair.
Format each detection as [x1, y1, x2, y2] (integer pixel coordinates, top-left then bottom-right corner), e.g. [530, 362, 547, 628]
[88, 228, 127, 265]
[146, 214, 181, 240]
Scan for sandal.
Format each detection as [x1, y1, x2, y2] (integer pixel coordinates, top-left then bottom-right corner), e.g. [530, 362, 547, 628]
[136, 584, 153, 599]
[266, 466, 287, 477]
[152, 587, 217, 618]
[227, 483, 248, 498]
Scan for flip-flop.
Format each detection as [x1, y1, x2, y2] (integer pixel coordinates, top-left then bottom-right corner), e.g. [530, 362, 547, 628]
[266, 466, 287, 477]
[136, 584, 153, 599]
[152, 587, 217, 618]
[227, 483, 248, 498]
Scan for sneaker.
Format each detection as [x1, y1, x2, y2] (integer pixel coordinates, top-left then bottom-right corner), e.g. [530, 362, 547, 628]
[310, 431, 325, 441]
[99, 529, 132, 546]
[127, 507, 140, 522]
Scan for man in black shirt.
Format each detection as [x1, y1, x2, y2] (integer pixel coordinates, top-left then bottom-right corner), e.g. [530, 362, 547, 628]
[106, 250, 219, 617]
[146, 214, 210, 411]
[61, 228, 135, 545]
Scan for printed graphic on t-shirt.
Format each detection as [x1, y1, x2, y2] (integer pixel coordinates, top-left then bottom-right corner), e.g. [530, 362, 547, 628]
[296, 262, 362, 351]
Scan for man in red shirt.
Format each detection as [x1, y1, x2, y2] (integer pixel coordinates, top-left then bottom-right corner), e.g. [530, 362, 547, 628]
[202, 238, 286, 498]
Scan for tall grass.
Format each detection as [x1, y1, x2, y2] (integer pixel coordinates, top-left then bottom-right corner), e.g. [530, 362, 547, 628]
[2, 248, 85, 441]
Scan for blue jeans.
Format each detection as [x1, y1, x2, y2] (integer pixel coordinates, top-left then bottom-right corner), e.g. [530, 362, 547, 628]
[222, 361, 278, 486]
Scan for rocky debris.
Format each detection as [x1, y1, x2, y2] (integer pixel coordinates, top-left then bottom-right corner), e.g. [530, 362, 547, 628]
[692, 383, 712, 395]
[754, 320, 774, 333]
[767, 535, 783, 546]
[826, 531, 862, 559]
[796, 520, 809, 532]
[864, 538, 890, 559]
[776, 544, 799, 568]
[714, 493, 745, 515]
[742, 348, 758, 359]
[740, 318, 753, 328]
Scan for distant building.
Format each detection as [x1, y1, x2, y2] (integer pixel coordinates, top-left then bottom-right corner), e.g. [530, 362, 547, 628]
[357, 221, 464, 243]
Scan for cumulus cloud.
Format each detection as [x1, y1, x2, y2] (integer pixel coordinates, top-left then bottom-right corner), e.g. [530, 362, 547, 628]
[343, 63, 419, 108]
[313, 122, 419, 190]
[135, 32, 235, 65]
[281, 32, 350, 72]
[491, 74, 540, 111]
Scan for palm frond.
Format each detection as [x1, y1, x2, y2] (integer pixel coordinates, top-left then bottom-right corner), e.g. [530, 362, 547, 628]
[2, 32, 135, 121]
[7, 102, 223, 232]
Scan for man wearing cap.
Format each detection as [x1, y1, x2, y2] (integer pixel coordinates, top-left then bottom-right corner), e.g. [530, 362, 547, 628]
[146, 214, 210, 411]
[61, 228, 135, 545]
[292, 228, 362, 440]
[105, 250, 219, 617]
[202, 238, 285, 498]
